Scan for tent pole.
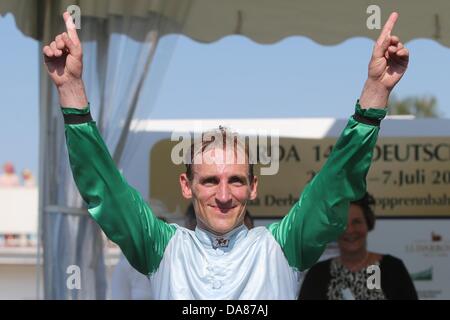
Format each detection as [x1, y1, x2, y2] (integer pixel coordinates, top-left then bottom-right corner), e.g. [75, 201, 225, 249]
[36, 0, 52, 300]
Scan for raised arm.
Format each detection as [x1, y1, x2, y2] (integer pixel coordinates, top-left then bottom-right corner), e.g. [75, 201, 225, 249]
[269, 12, 409, 271]
[359, 12, 409, 108]
[43, 12, 176, 275]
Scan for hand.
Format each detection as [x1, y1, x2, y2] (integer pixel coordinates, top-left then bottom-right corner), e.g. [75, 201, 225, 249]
[368, 12, 409, 91]
[43, 12, 87, 108]
[360, 12, 409, 108]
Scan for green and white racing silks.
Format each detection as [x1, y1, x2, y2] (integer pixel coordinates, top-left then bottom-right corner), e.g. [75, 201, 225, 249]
[62, 101, 386, 299]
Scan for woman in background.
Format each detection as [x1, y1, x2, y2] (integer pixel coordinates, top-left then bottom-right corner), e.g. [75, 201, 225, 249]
[299, 193, 418, 300]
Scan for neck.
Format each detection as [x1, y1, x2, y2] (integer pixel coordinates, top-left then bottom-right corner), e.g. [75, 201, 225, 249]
[197, 223, 244, 237]
[340, 248, 369, 270]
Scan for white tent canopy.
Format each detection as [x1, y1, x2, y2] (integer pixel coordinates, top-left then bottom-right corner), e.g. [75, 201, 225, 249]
[1, 0, 450, 46]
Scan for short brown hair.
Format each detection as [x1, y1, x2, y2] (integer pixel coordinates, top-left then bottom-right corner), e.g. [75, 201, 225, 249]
[351, 192, 376, 231]
[185, 126, 254, 182]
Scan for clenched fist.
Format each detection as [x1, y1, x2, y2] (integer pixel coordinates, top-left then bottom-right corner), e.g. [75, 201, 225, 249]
[43, 12, 87, 108]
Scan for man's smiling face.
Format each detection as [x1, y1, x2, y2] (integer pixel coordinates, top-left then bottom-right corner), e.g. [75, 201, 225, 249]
[180, 147, 258, 235]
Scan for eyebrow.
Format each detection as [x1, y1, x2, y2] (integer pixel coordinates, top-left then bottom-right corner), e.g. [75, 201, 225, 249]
[199, 176, 219, 184]
[198, 174, 249, 184]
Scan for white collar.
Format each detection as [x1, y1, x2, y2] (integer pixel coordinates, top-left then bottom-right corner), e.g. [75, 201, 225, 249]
[195, 224, 248, 251]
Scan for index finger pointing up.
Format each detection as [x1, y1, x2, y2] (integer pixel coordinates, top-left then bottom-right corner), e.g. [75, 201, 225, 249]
[377, 12, 399, 41]
[63, 11, 80, 44]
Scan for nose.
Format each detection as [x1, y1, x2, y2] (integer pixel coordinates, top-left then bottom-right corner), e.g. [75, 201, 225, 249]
[344, 221, 356, 234]
[215, 179, 232, 204]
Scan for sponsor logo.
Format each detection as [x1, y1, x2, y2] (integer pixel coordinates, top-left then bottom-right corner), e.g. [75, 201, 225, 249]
[405, 232, 450, 257]
[410, 267, 433, 281]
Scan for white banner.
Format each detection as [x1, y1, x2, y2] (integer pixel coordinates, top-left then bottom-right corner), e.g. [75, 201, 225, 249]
[368, 219, 450, 300]
[0, 188, 38, 233]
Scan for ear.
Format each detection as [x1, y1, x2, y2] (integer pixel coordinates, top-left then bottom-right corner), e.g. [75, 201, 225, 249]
[179, 173, 193, 199]
[249, 175, 258, 200]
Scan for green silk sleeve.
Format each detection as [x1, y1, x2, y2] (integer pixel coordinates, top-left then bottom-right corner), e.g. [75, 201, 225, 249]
[268, 101, 387, 271]
[62, 106, 176, 275]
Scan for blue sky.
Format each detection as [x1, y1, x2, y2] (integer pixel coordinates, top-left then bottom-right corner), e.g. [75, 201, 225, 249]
[1, 13, 450, 178]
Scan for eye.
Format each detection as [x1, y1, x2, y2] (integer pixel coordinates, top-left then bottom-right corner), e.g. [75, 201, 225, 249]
[229, 176, 246, 186]
[200, 177, 219, 186]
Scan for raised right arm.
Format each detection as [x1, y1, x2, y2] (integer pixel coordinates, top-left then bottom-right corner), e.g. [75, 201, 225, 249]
[43, 12, 176, 275]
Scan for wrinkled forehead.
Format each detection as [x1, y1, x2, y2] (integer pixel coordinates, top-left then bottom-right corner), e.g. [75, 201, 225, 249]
[191, 147, 250, 178]
[192, 143, 248, 165]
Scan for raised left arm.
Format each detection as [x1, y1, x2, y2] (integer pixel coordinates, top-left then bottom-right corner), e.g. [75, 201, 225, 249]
[360, 12, 409, 108]
[268, 105, 385, 271]
[268, 12, 408, 271]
